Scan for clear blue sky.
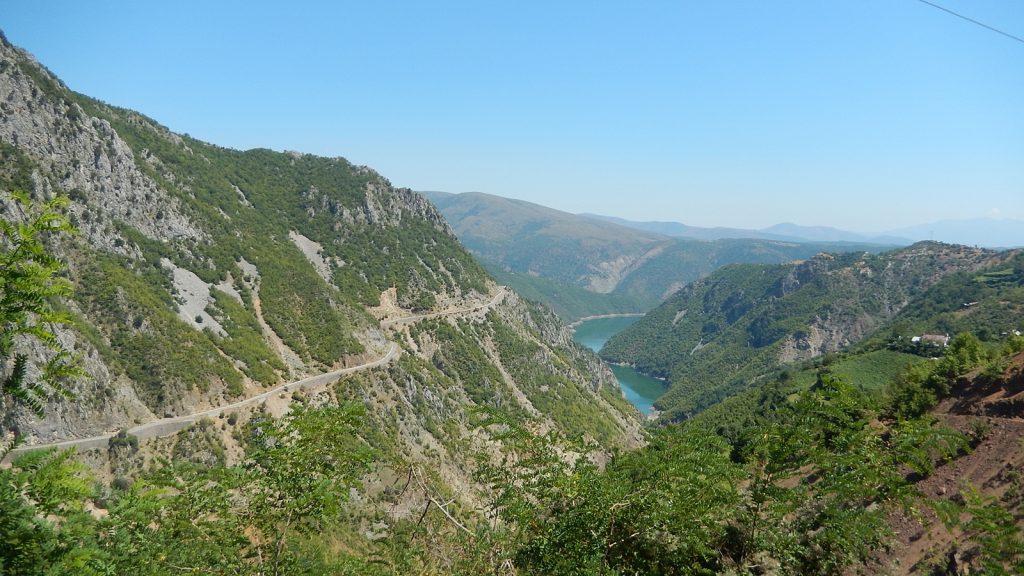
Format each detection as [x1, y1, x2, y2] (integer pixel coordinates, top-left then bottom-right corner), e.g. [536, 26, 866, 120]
[4, 1, 1023, 232]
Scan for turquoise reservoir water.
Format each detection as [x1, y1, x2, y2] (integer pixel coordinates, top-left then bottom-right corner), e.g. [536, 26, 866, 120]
[572, 316, 665, 416]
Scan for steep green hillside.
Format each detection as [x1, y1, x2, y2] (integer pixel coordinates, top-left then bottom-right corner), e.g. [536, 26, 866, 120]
[602, 243, 1009, 420]
[686, 347, 929, 444]
[0, 31, 641, 527]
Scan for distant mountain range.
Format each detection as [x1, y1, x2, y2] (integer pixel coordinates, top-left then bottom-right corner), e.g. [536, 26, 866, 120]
[583, 214, 1024, 249]
[423, 191, 893, 320]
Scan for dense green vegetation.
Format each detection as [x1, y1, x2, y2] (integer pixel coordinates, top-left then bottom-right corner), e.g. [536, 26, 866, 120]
[420, 318, 509, 407]
[207, 288, 284, 385]
[461, 335, 1023, 575]
[601, 244, 1008, 421]
[7, 355, 1023, 574]
[254, 242, 364, 364]
[74, 252, 244, 408]
[476, 375, 972, 575]
[406, 310, 632, 446]
[487, 313, 625, 445]
[684, 334, 992, 450]
[0, 404, 374, 575]
[883, 332, 1022, 420]
[0, 143, 36, 194]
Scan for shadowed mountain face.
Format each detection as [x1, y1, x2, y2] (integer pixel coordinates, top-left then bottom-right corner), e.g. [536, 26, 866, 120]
[425, 191, 895, 320]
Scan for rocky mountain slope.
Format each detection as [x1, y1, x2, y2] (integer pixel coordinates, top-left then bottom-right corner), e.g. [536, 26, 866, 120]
[0, 31, 642, 506]
[602, 242, 1018, 420]
[425, 190, 890, 320]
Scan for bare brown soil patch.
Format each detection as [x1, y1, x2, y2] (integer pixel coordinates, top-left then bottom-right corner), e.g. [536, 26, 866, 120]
[880, 352, 1024, 574]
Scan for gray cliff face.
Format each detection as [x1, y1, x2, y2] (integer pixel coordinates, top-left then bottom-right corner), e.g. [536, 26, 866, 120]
[774, 245, 1001, 364]
[0, 38, 197, 440]
[305, 181, 455, 238]
[366, 183, 453, 232]
[8, 325, 156, 443]
[0, 39, 202, 256]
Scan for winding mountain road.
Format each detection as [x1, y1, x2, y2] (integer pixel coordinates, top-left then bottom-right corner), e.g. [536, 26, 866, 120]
[380, 286, 506, 327]
[5, 286, 507, 460]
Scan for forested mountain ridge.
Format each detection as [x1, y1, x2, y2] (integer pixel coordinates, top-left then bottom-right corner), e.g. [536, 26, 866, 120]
[0, 30, 641, 537]
[602, 241, 1017, 420]
[424, 190, 668, 294]
[425, 190, 892, 320]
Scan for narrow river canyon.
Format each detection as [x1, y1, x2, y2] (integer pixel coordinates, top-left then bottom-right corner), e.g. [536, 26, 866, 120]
[571, 316, 666, 416]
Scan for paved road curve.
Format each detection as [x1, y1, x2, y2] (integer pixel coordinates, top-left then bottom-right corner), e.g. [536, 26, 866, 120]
[5, 286, 507, 460]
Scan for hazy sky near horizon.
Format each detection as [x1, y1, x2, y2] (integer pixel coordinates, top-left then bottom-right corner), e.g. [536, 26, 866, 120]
[4, 1, 1022, 232]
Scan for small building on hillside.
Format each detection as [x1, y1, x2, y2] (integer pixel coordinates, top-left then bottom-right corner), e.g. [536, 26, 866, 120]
[911, 334, 950, 347]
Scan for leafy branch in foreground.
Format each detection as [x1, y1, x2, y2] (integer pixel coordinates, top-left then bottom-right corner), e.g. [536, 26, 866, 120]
[930, 483, 1024, 575]
[0, 191, 84, 424]
[473, 373, 971, 576]
[0, 401, 376, 575]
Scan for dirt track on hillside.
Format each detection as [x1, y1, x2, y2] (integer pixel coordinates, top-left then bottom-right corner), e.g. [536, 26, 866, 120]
[880, 352, 1024, 574]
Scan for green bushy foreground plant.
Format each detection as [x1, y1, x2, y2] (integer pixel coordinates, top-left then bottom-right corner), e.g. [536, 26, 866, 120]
[0, 192, 85, 438]
[468, 375, 975, 575]
[0, 404, 373, 575]
[4, 378, 1021, 575]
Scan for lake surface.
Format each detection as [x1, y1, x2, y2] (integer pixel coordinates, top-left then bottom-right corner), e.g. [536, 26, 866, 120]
[572, 316, 665, 416]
